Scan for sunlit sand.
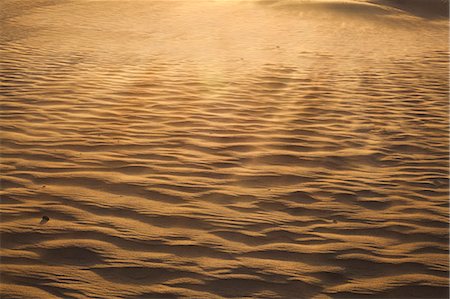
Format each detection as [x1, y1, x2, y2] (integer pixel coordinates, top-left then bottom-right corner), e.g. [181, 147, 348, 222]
[1, 0, 448, 298]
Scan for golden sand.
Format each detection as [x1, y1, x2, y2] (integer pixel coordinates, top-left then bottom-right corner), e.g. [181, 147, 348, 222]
[1, 0, 449, 298]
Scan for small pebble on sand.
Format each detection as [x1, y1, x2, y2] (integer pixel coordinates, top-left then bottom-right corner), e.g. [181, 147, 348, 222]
[40, 215, 50, 224]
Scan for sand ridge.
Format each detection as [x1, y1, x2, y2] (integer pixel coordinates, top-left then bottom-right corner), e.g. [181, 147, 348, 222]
[0, 0, 449, 298]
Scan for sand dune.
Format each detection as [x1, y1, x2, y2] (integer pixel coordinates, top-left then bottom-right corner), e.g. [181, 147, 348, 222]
[370, 0, 449, 19]
[259, 0, 449, 19]
[1, 0, 449, 298]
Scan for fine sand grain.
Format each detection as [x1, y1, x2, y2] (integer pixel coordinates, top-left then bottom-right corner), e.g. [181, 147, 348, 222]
[1, 0, 449, 298]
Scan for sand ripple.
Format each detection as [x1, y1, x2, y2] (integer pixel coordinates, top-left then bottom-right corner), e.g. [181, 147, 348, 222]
[1, 0, 448, 298]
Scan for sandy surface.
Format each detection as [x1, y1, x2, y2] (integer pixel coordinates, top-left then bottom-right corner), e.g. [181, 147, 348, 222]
[0, 0, 449, 298]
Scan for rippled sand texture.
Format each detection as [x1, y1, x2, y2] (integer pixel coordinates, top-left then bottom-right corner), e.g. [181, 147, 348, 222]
[1, 0, 449, 298]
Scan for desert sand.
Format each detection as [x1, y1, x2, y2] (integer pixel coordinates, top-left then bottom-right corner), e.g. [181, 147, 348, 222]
[0, 0, 449, 298]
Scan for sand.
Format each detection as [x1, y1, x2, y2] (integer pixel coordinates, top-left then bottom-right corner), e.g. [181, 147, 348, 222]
[0, 0, 449, 298]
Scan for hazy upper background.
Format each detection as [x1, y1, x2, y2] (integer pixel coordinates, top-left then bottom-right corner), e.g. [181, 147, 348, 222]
[1, 0, 449, 298]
